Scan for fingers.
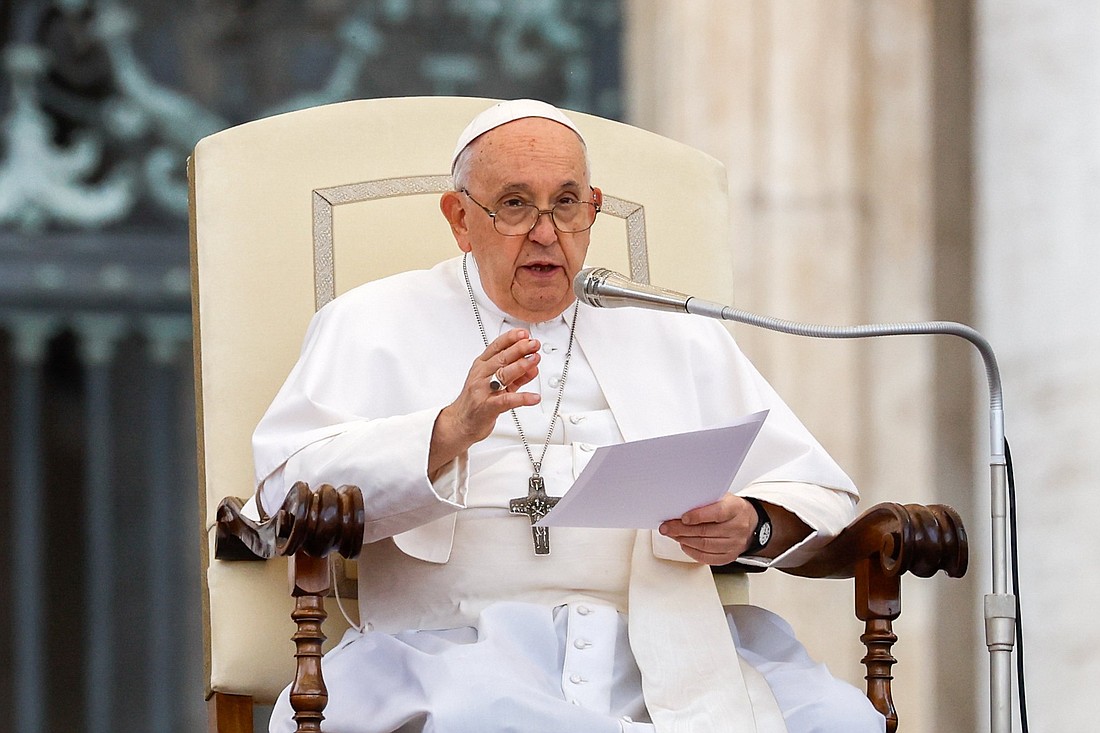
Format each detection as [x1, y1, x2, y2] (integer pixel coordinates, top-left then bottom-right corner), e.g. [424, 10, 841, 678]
[661, 523, 739, 548]
[479, 329, 541, 394]
[662, 494, 746, 532]
[677, 544, 741, 565]
[661, 528, 744, 565]
[680, 497, 738, 526]
[440, 329, 543, 452]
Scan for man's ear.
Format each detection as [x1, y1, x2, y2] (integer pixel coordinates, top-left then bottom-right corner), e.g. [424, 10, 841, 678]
[592, 186, 603, 208]
[440, 191, 472, 253]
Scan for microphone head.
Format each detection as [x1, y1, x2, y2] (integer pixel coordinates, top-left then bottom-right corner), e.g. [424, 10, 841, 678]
[573, 267, 594, 302]
[573, 267, 623, 307]
[573, 266, 691, 312]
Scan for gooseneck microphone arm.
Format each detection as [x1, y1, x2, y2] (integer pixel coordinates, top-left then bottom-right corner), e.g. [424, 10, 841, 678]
[575, 266, 1015, 733]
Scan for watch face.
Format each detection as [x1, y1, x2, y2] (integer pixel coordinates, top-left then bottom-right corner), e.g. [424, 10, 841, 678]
[758, 521, 773, 547]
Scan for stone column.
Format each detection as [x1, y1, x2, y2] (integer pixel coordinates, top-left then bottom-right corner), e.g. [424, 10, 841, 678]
[6, 313, 58, 733]
[624, 2, 977, 730]
[975, 2, 1100, 731]
[73, 313, 129, 733]
[141, 314, 196, 732]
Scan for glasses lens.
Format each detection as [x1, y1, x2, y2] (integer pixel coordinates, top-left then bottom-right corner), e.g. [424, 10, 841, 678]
[493, 204, 538, 235]
[552, 202, 597, 233]
[488, 201, 598, 235]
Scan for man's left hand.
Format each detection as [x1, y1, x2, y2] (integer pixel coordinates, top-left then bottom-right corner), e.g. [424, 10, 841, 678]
[658, 494, 756, 565]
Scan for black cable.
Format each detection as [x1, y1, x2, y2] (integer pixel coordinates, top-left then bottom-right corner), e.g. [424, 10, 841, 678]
[1004, 438, 1029, 732]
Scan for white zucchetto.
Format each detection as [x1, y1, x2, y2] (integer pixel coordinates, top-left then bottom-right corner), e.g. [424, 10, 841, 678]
[450, 99, 584, 171]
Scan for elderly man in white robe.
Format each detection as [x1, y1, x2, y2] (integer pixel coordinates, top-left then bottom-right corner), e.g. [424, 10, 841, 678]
[253, 99, 886, 733]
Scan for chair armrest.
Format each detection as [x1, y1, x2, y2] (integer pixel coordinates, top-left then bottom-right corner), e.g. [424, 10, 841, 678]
[777, 502, 968, 733]
[782, 502, 968, 581]
[211, 483, 365, 732]
[214, 482, 366, 562]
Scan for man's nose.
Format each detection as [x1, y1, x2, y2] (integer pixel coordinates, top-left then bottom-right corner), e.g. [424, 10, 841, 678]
[528, 210, 558, 245]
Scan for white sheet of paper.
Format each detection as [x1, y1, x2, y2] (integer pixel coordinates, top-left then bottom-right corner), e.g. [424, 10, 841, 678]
[535, 410, 769, 529]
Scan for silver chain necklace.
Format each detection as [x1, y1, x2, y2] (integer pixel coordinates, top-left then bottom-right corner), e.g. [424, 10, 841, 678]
[462, 254, 578, 555]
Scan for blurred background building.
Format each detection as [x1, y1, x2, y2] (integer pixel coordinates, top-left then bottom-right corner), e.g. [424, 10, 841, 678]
[0, 1, 1095, 732]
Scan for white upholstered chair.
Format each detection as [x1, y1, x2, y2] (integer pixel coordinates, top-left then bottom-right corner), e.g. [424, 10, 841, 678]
[188, 97, 966, 733]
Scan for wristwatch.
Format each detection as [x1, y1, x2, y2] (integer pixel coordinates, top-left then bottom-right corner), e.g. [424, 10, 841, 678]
[742, 497, 773, 555]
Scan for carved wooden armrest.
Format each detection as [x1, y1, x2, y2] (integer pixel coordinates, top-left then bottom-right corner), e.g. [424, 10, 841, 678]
[783, 502, 968, 732]
[213, 482, 364, 733]
[214, 481, 365, 562]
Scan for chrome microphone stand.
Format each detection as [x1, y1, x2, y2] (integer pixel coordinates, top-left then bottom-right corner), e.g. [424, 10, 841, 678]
[577, 268, 1016, 733]
[688, 300, 1013, 733]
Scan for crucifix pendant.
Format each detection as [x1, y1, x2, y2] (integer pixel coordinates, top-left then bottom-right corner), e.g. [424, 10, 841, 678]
[509, 474, 561, 555]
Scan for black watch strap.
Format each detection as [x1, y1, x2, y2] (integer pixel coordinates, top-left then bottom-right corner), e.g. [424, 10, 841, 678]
[742, 497, 773, 555]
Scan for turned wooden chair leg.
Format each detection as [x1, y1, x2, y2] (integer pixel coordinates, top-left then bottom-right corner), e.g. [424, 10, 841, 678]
[861, 618, 899, 732]
[855, 558, 901, 733]
[208, 691, 254, 733]
[290, 552, 332, 733]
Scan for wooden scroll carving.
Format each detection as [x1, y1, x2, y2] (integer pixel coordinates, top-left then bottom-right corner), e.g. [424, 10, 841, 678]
[785, 502, 968, 732]
[214, 482, 365, 562]
[214, 483, 365, 733]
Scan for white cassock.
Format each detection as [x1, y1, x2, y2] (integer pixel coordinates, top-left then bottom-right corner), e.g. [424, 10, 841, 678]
[252, 256, 885, 733]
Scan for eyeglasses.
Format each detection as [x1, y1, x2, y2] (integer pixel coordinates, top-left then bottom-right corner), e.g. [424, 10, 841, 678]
[461, 188, 600, 235]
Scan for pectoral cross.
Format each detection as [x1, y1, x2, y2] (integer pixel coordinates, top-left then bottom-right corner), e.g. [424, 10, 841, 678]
[509, 474, 561, 555]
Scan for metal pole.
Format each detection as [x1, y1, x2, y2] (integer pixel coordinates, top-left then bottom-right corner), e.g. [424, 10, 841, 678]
[75, 314, 128, 733]
[143, 314, 192, 732]
[8, 314, 56, 733]
[986, 461, 1015, 733]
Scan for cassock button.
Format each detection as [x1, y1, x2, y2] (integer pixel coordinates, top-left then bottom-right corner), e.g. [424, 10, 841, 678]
[548, 375, 561, 389]
[576, 605, 592, 615]
[579, 443, 594, 452]
[543, 344, 559, 354]
[569, 414, 585, 425]
[574, 639, 591, 649]
[569, 674, 585, 684]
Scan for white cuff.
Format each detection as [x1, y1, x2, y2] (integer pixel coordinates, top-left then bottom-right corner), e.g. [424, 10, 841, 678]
[737, 481, 857, 569]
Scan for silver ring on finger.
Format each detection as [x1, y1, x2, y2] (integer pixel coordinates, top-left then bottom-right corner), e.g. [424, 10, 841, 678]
[488, 368, 506, 392]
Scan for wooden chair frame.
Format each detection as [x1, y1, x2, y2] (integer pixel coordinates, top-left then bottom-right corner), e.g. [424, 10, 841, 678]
[210, 485, 965, 733]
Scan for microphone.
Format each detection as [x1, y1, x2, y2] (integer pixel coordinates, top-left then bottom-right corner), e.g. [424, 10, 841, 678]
[574, 267, 697, 313]
[574, 266, 759, 320]
[574, 267, 1001, 417]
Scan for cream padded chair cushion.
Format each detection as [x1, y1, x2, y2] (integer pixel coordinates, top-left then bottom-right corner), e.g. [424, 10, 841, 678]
[191, 96, 735, 702]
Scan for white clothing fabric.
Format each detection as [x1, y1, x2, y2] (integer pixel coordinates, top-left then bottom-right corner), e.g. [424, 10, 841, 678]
[266, 604, 884, 733]
[253, 256, 882, 732]
[727, 606, 885, 733]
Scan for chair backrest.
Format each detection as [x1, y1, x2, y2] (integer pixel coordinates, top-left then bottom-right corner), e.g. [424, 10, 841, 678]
[190, 96, 735, 703]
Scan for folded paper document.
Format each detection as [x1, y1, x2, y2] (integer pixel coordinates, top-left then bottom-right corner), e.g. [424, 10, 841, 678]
[536, 410, 769, 529]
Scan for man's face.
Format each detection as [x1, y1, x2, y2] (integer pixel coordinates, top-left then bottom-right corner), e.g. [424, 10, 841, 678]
[441, 117, 599, 323]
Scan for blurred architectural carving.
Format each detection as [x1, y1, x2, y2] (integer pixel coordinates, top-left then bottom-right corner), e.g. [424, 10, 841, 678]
[0, 1, 622, 731]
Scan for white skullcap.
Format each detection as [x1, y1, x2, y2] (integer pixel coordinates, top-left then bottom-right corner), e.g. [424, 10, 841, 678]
[450, 99, 584, 171]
